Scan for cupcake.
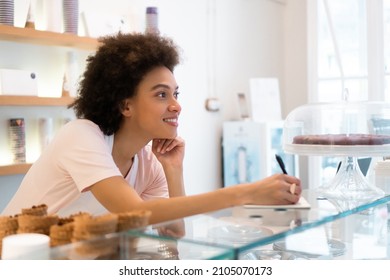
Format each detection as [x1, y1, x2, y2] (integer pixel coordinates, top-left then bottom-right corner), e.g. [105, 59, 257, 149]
[17, 214, 59, 235]
[71, 213, 119, 259]
[72, 213, 118, 241]
[21, 204, 48, 216]
[0, 215, 18, 259]
[49, 219, 74, 247]
[0, 215, 18, 234]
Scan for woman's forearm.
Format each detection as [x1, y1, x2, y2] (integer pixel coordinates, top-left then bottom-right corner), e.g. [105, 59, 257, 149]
[91, 174, 301, 225]
[137, 184, 248, 224]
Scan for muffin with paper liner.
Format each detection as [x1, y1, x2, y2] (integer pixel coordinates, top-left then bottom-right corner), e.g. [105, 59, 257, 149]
[49, 218, 74, 247]
[49, 212, 91, 248]
[17, 214, 59, 235]
[71, 213, 119, 259]
[72, 213, 118, 241]
[0, 215, 18, 234]
[0, 215, 18, 259]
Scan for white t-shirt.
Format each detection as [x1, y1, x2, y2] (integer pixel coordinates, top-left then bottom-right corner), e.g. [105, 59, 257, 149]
[2, 119, 168, 216]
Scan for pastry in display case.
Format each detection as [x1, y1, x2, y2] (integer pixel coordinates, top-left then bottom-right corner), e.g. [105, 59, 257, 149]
[282, 101, 390, 210]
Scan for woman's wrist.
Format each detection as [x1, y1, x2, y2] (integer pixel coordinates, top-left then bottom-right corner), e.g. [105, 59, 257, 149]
[163, 165, 185, 197]
[220, 183, 253, 207]
[235, 183, 255, 205]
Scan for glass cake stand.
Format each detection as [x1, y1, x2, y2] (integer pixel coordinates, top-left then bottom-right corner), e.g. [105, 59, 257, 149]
[283, 101, 390, 211]
[287, 145, 387, 210]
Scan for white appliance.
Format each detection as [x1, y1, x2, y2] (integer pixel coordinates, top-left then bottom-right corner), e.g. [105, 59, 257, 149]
[222, 120, 298, 187]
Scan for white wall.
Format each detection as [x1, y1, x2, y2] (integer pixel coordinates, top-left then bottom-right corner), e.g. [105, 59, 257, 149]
[0, 0, 309, 211]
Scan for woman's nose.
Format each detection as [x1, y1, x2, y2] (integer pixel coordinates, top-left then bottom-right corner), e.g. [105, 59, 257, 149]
[168, 100, 181, 112]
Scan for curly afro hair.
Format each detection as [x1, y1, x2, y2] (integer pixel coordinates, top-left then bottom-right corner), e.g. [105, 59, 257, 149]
[70, 32, 181, 135]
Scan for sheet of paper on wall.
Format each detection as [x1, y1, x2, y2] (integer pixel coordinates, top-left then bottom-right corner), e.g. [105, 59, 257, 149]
[82, 11, 131, 38]
[249, 78, 282, 122]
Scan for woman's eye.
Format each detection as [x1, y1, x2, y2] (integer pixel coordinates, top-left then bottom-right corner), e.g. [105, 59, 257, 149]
[158, 92, 167, 98]
[157, 91, 179, 99]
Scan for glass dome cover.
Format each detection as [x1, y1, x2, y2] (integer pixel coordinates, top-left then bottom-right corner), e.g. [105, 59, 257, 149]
[282, 101, 390, 210]
[283, 101, 390, 157]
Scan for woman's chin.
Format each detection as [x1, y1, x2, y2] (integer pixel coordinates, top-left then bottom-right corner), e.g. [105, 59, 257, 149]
[154, 132, 177, 140]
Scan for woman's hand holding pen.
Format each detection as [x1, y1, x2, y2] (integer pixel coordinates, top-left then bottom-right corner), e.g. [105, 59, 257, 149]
[244, 174, 302, 205]
[267, 154, 301, 203]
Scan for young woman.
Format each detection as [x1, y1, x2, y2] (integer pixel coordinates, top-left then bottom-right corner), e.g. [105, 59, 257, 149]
[2, 33, 301, 224]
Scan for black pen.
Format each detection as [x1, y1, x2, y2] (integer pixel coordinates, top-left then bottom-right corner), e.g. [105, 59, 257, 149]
[275, 154, 296, 194]
[275, 154, 288, 175]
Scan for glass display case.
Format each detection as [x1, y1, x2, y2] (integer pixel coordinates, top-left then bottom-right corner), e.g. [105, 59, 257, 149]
[282, 101, 390, 210]
[238, 203, 390, 260]
[13, 189, 390, 260]
[133, 189, 390, 260]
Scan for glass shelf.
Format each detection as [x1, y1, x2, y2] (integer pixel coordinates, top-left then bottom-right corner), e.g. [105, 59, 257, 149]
[238, 201, 390, 260]
[49, 231, 234, 260]
[131, 190, 390, 259]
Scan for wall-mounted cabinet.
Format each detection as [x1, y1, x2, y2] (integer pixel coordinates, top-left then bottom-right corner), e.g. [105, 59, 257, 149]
[0, 26, 98, 176]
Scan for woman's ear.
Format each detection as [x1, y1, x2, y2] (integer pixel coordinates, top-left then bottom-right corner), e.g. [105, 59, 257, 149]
[121, 98, 132, 117]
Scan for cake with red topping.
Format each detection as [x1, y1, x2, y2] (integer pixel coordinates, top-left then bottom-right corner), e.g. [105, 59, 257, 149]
[292, 134, 390, 145]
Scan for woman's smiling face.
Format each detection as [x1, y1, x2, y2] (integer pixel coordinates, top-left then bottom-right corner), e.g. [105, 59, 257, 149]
[128, 66, 181, 140]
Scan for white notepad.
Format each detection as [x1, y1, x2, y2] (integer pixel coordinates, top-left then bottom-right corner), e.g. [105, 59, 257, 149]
[244, 196, 311, 209]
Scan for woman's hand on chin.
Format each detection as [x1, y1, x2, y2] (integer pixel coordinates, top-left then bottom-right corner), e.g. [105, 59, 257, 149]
[152, 137, 185, 168]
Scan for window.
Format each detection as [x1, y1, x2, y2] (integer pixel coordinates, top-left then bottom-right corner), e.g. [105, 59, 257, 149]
[317, 0, 368, 102]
